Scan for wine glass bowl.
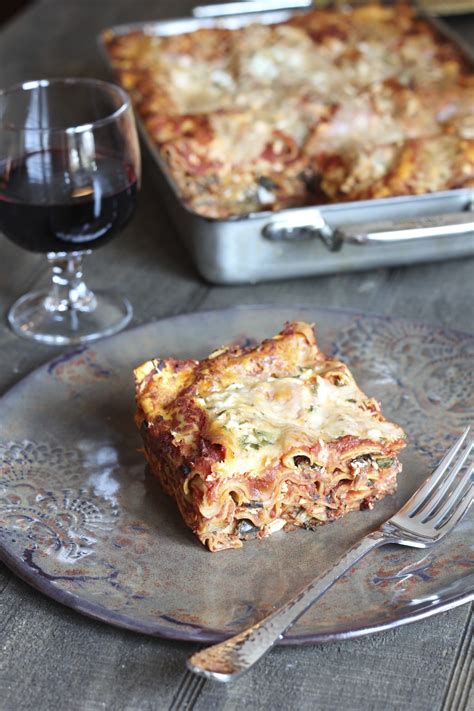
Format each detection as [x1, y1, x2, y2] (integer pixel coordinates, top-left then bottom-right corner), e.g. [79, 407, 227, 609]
[0, 78, 140, 345]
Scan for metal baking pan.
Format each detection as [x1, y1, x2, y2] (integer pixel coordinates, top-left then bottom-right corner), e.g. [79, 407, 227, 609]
[99, 2, 474, 284]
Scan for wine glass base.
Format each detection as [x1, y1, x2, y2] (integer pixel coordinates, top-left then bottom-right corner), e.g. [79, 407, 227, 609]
[8, 289, 133, 346]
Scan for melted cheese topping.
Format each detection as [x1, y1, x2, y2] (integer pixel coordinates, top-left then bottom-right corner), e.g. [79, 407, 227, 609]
[209, 113, 272, 165]
[202, 371, 402, 478]
[236, 26, 320, 86]
[160, 55, 235, 114]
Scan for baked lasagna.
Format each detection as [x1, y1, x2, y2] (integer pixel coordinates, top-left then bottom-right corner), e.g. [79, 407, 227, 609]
[104, 3, 474, 218]
[134, 322, 406, 551]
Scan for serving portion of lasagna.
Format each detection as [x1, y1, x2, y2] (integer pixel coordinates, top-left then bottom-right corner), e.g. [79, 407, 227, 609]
[104, 2, 474, 218]
[134, 322, 406, 551]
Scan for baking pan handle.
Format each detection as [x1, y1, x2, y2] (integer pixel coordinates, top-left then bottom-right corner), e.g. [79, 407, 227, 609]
[263, 211, 474, 252]
[193, 0, 312, 18]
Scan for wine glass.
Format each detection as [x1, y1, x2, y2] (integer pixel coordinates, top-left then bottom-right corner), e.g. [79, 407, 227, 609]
[0, 78, 141, 345]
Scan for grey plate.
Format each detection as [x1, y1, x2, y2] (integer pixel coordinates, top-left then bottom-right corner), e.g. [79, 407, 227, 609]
[0, 305, 473, 645]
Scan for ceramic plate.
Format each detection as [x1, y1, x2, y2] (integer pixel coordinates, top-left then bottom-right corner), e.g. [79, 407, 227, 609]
[1, 305, 473, 645]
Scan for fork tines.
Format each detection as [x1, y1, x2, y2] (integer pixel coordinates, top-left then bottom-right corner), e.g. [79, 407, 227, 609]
[400, 426, 474, 532]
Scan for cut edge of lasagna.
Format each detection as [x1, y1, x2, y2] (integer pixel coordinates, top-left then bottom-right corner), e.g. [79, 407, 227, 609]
[134, 321, 406, 551]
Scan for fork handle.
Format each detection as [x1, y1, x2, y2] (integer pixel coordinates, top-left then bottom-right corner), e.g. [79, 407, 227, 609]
[187, 530, 388, 681]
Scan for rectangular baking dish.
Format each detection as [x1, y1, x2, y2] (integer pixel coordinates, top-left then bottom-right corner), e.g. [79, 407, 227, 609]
[99, 2, 474, 284]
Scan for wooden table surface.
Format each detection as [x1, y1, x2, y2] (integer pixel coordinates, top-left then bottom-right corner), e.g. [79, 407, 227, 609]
[0, 2, 473, 709]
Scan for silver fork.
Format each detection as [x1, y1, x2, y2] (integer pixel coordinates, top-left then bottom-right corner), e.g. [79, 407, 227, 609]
[188, 427, 474, 682]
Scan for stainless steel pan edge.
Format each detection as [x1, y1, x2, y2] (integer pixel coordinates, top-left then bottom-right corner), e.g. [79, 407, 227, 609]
[99, 8, 474, 285]
[193, 0, 312, 17]
[149, 153, 474, 284]
[189, 200, 474, 285]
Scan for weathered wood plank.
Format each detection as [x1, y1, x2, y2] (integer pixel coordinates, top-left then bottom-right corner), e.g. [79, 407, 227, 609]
[442, 607, 473, 711]
[0, 574, 198, 711]
[0, 565, 11, 595]
[192, 606, 472, 711]
[200, 258, 474, 333]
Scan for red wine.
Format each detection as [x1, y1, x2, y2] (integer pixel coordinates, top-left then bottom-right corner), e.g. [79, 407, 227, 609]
[0, 150, 138, 253]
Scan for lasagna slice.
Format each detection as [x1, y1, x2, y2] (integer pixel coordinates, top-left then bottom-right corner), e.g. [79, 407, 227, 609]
[134, 322, 406, 551]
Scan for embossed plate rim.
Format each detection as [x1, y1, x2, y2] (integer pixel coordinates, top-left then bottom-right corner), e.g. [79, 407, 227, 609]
[0, 304, 473, 645]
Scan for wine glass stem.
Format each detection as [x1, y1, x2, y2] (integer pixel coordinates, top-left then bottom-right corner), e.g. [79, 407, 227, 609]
[45, 252, 97, 314]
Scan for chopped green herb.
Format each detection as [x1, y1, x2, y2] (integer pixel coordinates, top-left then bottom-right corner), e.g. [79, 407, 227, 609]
[346, 398, 357, 403]
[240, 428, 275, 450]
[376, 457, 395, 469]
[253, 429, 275, 446]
